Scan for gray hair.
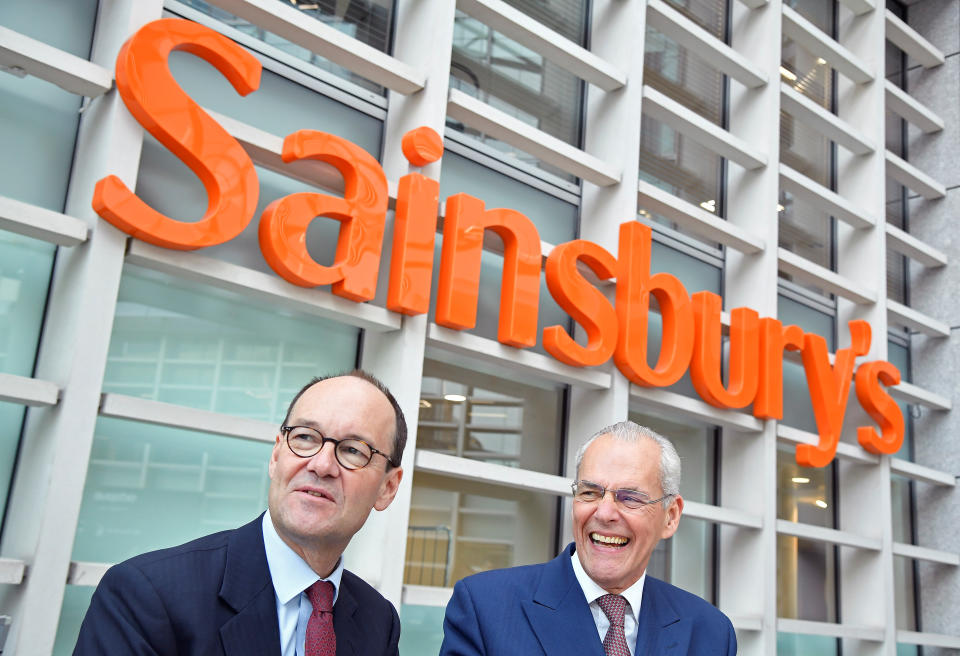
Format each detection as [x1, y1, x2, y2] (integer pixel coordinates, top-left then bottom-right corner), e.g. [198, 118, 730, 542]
[573, 421, 681, 508]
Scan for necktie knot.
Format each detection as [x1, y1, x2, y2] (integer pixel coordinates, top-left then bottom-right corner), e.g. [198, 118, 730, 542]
[307, 580, 334, 614]
[597, 594, 626, 627]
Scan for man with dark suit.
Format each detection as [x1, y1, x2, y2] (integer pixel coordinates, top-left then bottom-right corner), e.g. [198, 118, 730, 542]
[74, 370, 406, 655]
[440, 421, 737, 656]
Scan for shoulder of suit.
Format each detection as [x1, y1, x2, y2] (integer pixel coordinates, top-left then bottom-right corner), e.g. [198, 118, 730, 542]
[456, 559, 551, 592]
[105, 526, 237, 584]
[644, 576, 733, 624]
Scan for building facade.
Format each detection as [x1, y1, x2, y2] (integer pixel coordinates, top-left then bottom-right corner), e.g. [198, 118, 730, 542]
[0, 0, 957, 654]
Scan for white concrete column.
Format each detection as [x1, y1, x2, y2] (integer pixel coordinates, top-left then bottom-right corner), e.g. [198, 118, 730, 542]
[836, 5, 895, 655]
[347, 0, 456, 606]
[0, 1, 163, 653]
[558, 0, 646, 542]
[723, 1, 784, 654]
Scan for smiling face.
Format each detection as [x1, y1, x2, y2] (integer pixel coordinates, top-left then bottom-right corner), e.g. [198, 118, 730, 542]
[267, 376, 402, 570]
[572, 434, 683, 594]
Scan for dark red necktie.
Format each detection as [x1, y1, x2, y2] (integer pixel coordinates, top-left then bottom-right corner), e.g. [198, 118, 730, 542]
[305, 580, 336, 656]
[597, 594, 631, 656]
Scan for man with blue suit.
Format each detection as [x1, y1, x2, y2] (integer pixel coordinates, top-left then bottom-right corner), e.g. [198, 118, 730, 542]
[74, 371, 406, 655]
[440, 421, 736, 656]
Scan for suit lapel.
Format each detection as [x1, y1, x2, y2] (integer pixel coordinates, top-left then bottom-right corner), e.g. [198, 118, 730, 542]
[218, 515, 282, 656]
[332, 581, 360, 656]
[521, 545, 605, 656]
[635, 577, 690, 656]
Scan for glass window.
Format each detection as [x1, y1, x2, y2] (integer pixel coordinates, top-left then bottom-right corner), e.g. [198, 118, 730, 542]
[777, 447, 837, 623]
[887, 340, 913, 461]
[0, 232, 56, 528]
[628, 411, 716, 602]
[103, 266, 360, 421]
[166, 50, 383, 158]
[416, 360, 563, 474]
[448, 5, 585, 179]
[639, 0, 727, 247]
[0, 0, 98, 58]
[399, 604, 446, 656]
[438, 151, 578, 245]
[778, 295, 834, 433]
[55, 418, 275, 653]
[180, 0, 393, 94]
[406, 359, 563, 590]
[777, 632, 838, 655]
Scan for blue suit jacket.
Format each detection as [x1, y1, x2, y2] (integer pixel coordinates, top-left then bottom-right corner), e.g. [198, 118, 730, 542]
[440, 543, 736, 656]
[73, 515, 399, 655]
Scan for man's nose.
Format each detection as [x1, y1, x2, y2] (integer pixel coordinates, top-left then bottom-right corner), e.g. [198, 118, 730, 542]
[594, 490, 621, 520]
[307, 441, 341, 477]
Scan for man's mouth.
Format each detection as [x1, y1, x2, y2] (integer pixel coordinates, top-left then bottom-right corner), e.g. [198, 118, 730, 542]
[298, 487, 334, 501]
[590, 532, 629, 547]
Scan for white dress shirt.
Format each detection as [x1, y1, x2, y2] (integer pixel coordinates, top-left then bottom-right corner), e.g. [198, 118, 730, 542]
[262, 511, 344, 656]
[571, 551, 646, 656]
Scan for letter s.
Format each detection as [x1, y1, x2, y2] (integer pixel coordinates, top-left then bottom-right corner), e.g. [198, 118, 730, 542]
[855, 361, 905, 455]
[93, 18, 261, 249]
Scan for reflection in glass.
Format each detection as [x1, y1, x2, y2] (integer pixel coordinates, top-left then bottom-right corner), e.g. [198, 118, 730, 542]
[103, 267, 359, 422]
[399, 604, 446, 656]
[777, 447, 836, 622]
[406, 360, 562, 588]
[181, 0, 392, 93]
[777, 631, 837, 655]
[628, 411, 716, 602]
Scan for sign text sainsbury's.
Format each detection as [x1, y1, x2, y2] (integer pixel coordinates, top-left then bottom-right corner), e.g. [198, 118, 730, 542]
[93, 19, 904, 468]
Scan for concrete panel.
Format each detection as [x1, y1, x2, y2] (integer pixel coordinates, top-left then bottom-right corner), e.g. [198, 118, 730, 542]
[908, 0, 960, 59]
[912, 326, 960, 644]
[907, 190, 960, 325]
[906, 54, 960, 191]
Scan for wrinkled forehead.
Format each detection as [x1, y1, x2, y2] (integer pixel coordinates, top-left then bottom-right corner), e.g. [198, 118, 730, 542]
[579, 435, 662, 490]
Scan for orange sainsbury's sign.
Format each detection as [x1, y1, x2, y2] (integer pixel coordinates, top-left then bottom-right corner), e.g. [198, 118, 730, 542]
[93, 19, 905, 468]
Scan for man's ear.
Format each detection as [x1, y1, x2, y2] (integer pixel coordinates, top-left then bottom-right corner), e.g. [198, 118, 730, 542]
[660, 495, 684, 540]
[268, 434, 282, 479]
[374, 466, 403, 511]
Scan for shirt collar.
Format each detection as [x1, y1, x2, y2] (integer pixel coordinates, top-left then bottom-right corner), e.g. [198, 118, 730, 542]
[262, 510, 344, 605]
[571, 548, 645, 622]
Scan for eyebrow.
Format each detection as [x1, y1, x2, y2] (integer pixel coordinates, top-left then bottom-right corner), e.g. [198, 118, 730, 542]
[288, 420, 372, 444]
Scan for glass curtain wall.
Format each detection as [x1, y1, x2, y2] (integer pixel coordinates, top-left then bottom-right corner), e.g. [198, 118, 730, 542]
[639, 0, 728, 240]
[448, 0, 588, 179]
[0, 0, 100, 531]
[778, 0, 836, 279]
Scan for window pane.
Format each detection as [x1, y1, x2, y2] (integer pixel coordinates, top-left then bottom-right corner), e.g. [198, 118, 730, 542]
[627, 411, 717, 603]
[0, 0, 97, 58]
[0, 233, 56, 527]
[778, 295, 834, 432]
[777, 447, 835, 527]
[416, 360, 563, 473]
[399, 604, 446, 656]
[55, 418, 275, 652]
[166, 50, 383, 158]
[449, 13, 583, 178]
[777, 632, 838, 655]
[104, 267, 359, 421]
[438, 151, 578, 245]
[182, 0, 392, 94]
[777, 535, 837, 622]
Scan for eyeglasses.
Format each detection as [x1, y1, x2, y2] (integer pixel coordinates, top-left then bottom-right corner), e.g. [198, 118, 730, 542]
[571, 480, 673, 510]
[281, 425, 398, 470]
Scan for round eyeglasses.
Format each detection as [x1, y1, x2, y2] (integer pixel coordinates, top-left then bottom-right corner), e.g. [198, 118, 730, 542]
[281, 425, 398, 470]
[571, 480, 673, 510]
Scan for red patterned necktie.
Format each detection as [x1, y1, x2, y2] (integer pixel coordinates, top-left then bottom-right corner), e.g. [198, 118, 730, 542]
[305, 580, 336, 656]
[597, 594, 631, 656]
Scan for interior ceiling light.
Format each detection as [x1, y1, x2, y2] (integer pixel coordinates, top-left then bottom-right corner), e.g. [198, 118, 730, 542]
[791, 476, 810, 484]
[444, 393, 467, 403]
[419, 399, 432, 408]
[777, 204, 786, 212]
[699, 199, 716, 212]
[815, 499, 828, 509]
[816, 57, 827, 65]
[779, 66, 798, 81]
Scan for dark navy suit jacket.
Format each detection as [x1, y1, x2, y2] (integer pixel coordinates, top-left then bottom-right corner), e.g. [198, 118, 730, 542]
[73, 515, 399, 655]
[440, 543, 736, 656]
